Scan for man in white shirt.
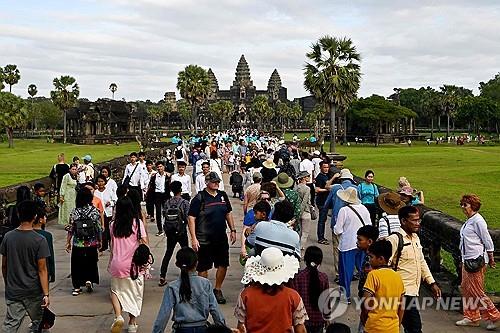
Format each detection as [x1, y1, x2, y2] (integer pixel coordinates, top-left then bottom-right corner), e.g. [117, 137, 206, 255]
[333, 187, 371, 301]
[122, 152, 147, 199]
[146, 160, 171, 236]
[377, 192, 405, 238]
[299, 151, 315, 205]
[311, 150, 322, 179]
[171, 161, 192, 200]
[195, 161, 211, 194]
[144, 160, 157, 221]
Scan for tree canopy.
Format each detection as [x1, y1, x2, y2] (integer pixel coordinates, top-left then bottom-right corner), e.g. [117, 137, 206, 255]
[50, 75, 80, 144]
[3, 64, 20, 93]
[177, 65, 210, 133]
[0, 92, 29, 148]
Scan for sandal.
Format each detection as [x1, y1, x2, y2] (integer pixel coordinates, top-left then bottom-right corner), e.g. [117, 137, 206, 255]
[158, 278, 167, 287]
[318, 239, 329, 245]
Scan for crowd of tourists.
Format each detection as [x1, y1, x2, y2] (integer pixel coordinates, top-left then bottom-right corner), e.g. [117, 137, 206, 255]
[0, 129, 498, 332]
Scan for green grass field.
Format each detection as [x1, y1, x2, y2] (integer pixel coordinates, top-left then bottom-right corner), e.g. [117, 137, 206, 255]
[0, 139, 139, 187]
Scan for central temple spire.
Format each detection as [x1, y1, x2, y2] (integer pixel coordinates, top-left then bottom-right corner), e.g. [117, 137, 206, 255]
[233, 54, 253, 87]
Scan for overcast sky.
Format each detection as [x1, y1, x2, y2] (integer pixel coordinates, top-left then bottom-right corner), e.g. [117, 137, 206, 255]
[1, 0, 499, 101]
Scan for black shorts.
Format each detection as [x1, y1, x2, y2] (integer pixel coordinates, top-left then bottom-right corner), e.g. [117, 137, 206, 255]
[196, 238, 230, 272]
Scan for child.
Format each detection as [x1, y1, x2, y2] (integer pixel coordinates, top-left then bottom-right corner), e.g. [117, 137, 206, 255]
[290, 246, 330, 333]
[240, 200, 272, 264]
[227, 151, 235, 173]
[152, 247, 226, 333]
[361, 239, 405, 333]
[230, 169, 244, 199]
[33, 207, 55, 283]
[33, 182, 49, 214]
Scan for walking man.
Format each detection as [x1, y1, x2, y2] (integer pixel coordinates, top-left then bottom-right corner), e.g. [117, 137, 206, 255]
[195, 161, 211, 194]
[188, 172, 237, 304]
[171, 161, 192, 201]
[122, 152, 147, 197]
[147, 160, 171, 236]
[1, 200, 50, 332]
[315, 161, 330, 245]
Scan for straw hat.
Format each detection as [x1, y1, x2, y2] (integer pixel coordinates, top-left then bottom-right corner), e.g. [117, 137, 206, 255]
[339, 168, 354, 180]
[274, 172, 294, 188]
[398, 186, 414, 197]
[262, 159, 276, 169]
[337, 187, 361, 205]
[241, 247, 300, 285]
[296, 171, 310, 180]
[378, 192, 405, 215]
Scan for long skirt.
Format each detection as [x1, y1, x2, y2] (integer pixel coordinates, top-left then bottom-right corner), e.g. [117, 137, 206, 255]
[461, 265, 500, 322]
[71, 246, 99, 289]
[110, 275, 145, 318]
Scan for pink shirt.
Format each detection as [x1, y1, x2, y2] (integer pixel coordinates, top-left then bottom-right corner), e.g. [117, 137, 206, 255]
[109, 219, 147, 278]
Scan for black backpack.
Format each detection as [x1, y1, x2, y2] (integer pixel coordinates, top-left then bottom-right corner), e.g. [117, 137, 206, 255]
[175, 147, 184, 159]
[163, 198, 185, 233]
[231, 172, 243, 192]
[74, 208, 98, 240]
[391, 232, 405, 271]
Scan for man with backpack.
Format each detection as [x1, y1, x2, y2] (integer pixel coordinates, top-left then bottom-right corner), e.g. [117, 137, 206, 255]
[386, 205, 441, 333]
[188, 172, 236, 304]
[158, 181, 189, 287]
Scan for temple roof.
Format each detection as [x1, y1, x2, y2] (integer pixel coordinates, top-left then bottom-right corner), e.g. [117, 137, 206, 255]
[233, 55, 253, 86]
[207, 68, 219, 91]
[267, 69, 282, 92]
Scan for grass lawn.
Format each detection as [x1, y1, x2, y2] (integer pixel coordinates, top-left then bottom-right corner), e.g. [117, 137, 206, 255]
[0, 139, 139, 187]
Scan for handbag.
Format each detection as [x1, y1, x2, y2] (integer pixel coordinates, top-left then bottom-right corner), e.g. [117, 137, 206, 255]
[123, 163, 139, 188]
[310, 206, 318, 220]
[130, 219, 154, 280]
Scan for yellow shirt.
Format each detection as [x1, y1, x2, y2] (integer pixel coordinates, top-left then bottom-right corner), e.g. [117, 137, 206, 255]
[364, 268, 405, 333]
[387, 228, 435, 296]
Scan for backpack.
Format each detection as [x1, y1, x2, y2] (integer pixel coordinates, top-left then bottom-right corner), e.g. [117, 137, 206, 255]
[74, 208, 98, 240]
[231, 172, 243, 192]
[175, 147, 184, 159]
[163, 198, 185, 233]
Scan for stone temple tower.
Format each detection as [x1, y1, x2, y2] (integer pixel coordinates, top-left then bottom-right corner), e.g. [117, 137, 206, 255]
[267, 69, 282, 102]
[230, 55, 256, 123]
[207, 68, 219, 101]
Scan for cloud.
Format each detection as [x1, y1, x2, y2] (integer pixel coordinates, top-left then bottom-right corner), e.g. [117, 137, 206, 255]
[0, 0, 499, 101]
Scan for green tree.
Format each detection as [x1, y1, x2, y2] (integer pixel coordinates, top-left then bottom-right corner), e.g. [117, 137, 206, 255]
[27, 84, 38, 131]
[289, 101, 303, 129]
[208, 100, 234, 129]
[457, 96, 498, 136]
[0, 92, 29, 148]
[304, 36, 361, 152]
[176, 99, 191, 129]
[28, 84, 38, 98]
[349, 95, 416, 146]
[439, 85, 473, 138]
[147, 104, 165, 132]
[479, 73, 500, 103]
[304, 103, 325, 138]
[176, 65, 210, 133]
[34, 100, 62, 136]
[50, 75, 80, 144]
[251, 95, 273, 130]
[0, 67, 5, 92]
[275, 101, 290, 134]
[109, 83, 117, 99]
[3, 64, 21, 93]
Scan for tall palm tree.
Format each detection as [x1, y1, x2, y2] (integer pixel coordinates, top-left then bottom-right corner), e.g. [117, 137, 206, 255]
[109, 83, 117, 99]
[251, 95, 273, 131]
[4, 64, 21, 93]
[28, 84, 37, 98]
[50, 76, 79, 144]
[439, 85, 473, 139]
[0, 67, 5, 91]
[304, 36, 361, 152]
[176, 65, 210, 133]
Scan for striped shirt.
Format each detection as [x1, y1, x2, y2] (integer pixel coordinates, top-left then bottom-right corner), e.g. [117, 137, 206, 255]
[378, 214, 401, 238]
[254, 220, 301, 258]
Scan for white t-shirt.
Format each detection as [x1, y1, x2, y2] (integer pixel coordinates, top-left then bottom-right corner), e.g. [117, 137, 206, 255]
[312, 157, 322, 179]
[334, 204, 371, 251]
[171, 173, 192, 196]
[195, 173, 208, 193]
[94, 187, 117, 217]
[299, 159, 315, 183]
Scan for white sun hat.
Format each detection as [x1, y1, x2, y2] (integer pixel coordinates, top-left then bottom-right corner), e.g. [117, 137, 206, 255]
[337, 187, 361, 205]
[241, 247, 299, 286]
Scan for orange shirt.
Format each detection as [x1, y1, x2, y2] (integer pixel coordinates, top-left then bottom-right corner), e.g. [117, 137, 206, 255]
[234, 284, 308, 333]
[92, 196, 104, 214]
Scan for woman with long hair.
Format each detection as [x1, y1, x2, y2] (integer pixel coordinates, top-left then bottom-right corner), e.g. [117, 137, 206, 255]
[58, 163, 78, 226]
[455, 194, 499, 330]
[152, 247, 225, 333]
[290, 246, 329, 333]
[109, 196, 148, 333]
[65, 188, 102, 296]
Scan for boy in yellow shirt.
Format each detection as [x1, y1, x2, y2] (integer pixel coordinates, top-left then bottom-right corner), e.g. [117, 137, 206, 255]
[362, 239, 405, 333]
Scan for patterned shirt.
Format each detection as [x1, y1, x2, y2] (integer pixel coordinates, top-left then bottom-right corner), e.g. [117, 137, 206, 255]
[358, 252, 372, 297]
[283, 188, 301, 228]
[290, 267, 329, 327]
[68, 205, 102, 248]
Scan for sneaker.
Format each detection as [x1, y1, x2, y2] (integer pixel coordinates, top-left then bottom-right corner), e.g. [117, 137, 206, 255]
[72, 289, 82, 296]
[155, 231, 164, 237]
[85, 281, 93, 293]
[455, 318, 479, 327]
[318, 239, 329, 245]
[111, 315, 124, 333]
[486, 320, 497, 331]
[213, 289, 226, 304]
[128, 323, 138, 333]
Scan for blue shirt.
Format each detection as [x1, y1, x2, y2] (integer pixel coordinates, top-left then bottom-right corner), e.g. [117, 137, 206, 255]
[152, 273, 225, 333]
[357, 182, 379, 205]
[254, 220, 301, 258]
[323, 180, 357, 229]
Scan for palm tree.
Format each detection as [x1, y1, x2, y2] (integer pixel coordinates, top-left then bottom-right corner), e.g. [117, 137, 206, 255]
[109, 83, 117, 99]
[4, 64, 21, 93]
[28, 84, 37, 98]
[251, 95, 273, 131]
[304, 36, 361, 152]
[50, 76, 80, 144]
[0, 67, 5, 91]
[176, 65, 210, 133]
[439, 85, 473, 139]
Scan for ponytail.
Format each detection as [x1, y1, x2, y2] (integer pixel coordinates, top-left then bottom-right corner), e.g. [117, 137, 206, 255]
[179, 267, 192, 302]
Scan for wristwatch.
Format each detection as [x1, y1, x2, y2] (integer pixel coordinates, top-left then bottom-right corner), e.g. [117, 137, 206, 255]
[230, 229, 236, 233]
